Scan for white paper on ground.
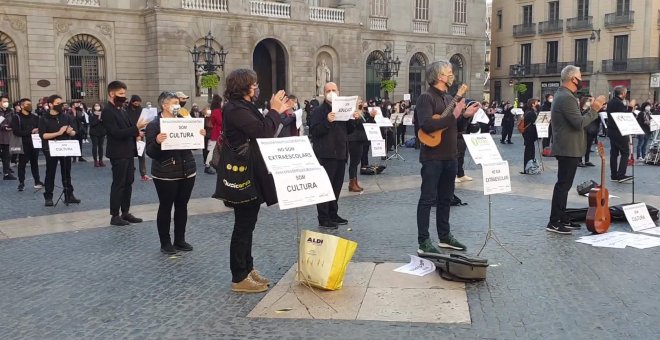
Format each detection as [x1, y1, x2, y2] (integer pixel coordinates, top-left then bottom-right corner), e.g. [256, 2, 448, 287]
[640, 227, 660, 236]
[393, 255, 436, 277]
[576, 231, 660, 249]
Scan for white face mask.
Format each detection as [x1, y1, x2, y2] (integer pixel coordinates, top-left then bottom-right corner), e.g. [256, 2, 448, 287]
[583, 102, 592, 110]
[147, 104, 152, 109]
[548, 98, 553, 103]
[623, 100, 628, 106]
[325, 91, 338, 103]
[645, 106, 651, 112]
[170, 104, 181, 115]
[387, 106, 392, 110]
[1, 102, 8, 109]
[94, 106, 101, 111]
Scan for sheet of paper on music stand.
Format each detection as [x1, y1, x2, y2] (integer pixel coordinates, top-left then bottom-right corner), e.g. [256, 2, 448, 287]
[270, 166, 335, 210]
[403, 115, 413, 126]
[48, 140, 81, 157]
[511, 108, 524, 115]
[369, 106, 393, 127]
[403, 93, 411, 101]
[362, 123, 383, 141]
[463, 133, 502, 165]
[481, 161, 511, 196]
[650, 115, 660, 132]
[472, 108, 490, 124]
[536, 111, 551, 124]
[393, 255, 436, 277]
[331, 96, 358, 121]
[623, 202, 657, 232]
[138, 107, 158, 123]
[31, 134, 42, 149]
[370, 140, 386, 157]
[536, 123, 550, 138]
[390, 113, 403, 125]
[294, 109, 303, 129]
[609, 112, 644, 136]
[136, 141, 145, 157]
[494, 113, 503, 127]
[256, 136, 318, 173]
[159, 118, 205, 150]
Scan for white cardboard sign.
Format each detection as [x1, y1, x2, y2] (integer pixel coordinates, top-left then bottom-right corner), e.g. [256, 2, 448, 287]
[138, 107, 158, 123]
[136, 141, 146, 157]
[481, 161, 511, 196]
[462, 133, 503, 165]
[609, 112, 644, 136]
[536, 123, 550, 138]
[159, 118, 205, 150]
[472, 108, 490, 124]
[48, 140, 81, 157]
[256, 136, 318, 173]
[31, 134, 42, 149]
[369, 107, 394, 127]
[403, 94, 411, 101]
[403, 115, 414, 126]
[536, 111, 551, 124]
[494, 113, 504, 127]
[294, 109, 303, 129]
[370, 140, 386, 157]
[512, 108, 524, 115]
[362, 123, 383, 141]
[623, 202, 657, 232]
[270, 166, 335, 210]
[331, 96, 358, 121]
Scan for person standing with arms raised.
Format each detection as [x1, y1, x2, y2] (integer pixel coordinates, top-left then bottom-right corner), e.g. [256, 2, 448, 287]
[546, 65, 605, 234]
[102, 81, 148, 226]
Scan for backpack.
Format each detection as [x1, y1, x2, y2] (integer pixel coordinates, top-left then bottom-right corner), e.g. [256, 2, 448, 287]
[404, 137, 416, 148]
[517, 116, 527, 133]
[525, 159, 542, 174]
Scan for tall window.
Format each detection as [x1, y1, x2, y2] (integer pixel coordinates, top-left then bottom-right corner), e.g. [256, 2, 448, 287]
[520, 43, 532, 66]
[613, 35, 628, 63]
[546, 41, 558, 72]
[496, 10, 502, 30]
[496, 46, 502, 68]
[522, 5, 533, 25]
[454, 0, 466, 24]
[305, 0, 319, 7]
[616, 0, 630, 15]
[548, 1, 559, 21]
[366, 50, 384, 100]
[415, 0, 429, 21]
[64, 34, 106, 105]
[494, 81, 502, 103]
[575, 39, 588, 68]
[0, 31, 18, 100]
[371, 0, 387, 17]
[408, 52, 427, 104]
[577, 0, 589, 19]
[450, 54, 464, 84]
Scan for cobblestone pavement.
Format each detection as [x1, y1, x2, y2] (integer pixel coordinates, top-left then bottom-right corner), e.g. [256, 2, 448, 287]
[1, 132, 659, 339]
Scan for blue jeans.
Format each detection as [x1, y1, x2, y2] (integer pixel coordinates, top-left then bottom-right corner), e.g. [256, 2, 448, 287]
[416, 159, 457, 244]
[637, 134, 651, 158]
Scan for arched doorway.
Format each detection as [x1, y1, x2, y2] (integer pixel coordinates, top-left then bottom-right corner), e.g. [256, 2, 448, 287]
[64, 34, 106, 105]
[449, 54, 465, 96]
[408, 52, 427, 104]
[0, 31, 19, 99]
[365, 50, 384, 101]
[253, 39, 287, 106]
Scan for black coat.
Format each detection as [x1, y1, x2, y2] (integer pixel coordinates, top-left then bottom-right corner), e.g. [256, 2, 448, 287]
[101, 101, 138, 159]
[38, 112, 76, 155]
[145, 115, 197, 179]
[347, 108, 374, 142]
[221, 98, 282, 207]
[606, 96, 628, 137]
[522, 109, 538, 145]
[11, 112, 40, 149]
[88, 111, 106, 136]
[309, 101, 357, 160]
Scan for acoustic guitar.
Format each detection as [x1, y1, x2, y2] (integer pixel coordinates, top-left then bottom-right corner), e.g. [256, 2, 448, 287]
[586, 142, 612, 234]
[417, 84, 469, 147]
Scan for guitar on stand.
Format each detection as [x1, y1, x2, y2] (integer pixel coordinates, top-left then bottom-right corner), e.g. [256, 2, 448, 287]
[586, 142, 612, 234]
[417, 84, 469, 147]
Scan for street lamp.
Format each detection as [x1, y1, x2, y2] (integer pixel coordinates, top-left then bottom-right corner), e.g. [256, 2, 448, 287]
[374, 46, 402, 99]
[189, 31, 228, 103]
[510, 63, 525, 107]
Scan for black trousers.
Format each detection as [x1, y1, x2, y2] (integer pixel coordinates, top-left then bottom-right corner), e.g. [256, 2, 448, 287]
[608, 134, 629, 179]
[417, 159, 457, 243]
[584, 133, 597, 163]
[317, 158, 346, 223]
[230, 203, 260, 283]
[549, 156, 579, 223]
[456, 138, 467, 178]
[18, 146, 40, 183]
[361, 142, 370, 166]
[203, 136, 210, 166]
[397, 125, 407, 145]
[523, 138, 536, 170]
[110, 158, 135, 216]
[501, 122, 513, 142]
[348, 141, 365, 179]
[137, 155, 147, 177]
[43, 155, 73, 199]
[0, 144, 10, 175]
[542, 126, 553, 148]
[153, 177, 195, 246]
[90, 135, 105, 162]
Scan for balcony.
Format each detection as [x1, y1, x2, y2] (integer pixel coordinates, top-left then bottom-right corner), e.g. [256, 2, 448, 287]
[451, 24, 467, 36]
[538, 19, 563, 35]
[67, 0, 99, 6]
[604, 11, 634, 28]
[370, 17, 388, 31]
[513, 23, 536, 38]
[602, 58, 660, 73]
[310, 7, 344, 23]
[566, 16, 593, 32]
[413, 20, 429, 33]
[181, 0, 228, 12]
[250, 1, 290, 19]
[509, 61, 593, 77]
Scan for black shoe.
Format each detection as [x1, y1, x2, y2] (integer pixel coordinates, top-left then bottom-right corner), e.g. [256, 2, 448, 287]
[584, 162, 595, 167]
[507, 141, 513, 144]
[332, 216, 348, 225]
[121, 213, 143, 223]
[618, 175, 633, 183]
[17, 182, 25, 191]
[319, 220, 339, 229]
[77, 157, 86, 162]
[562, 221, 582, 230]
[64, 193, 81, 204]
[204, 167, 216, 175]
[173, 241, 193, 251]
[577, 162, 586, 167]
[44, 198, 54, 207]
[610, 176, 620, 182]
[545, 222, 572, 234]
[34, 181, 44, 189]
[3, 174, 17, 180]
[161, 244, 177, 255]
[500, 140, 506, 144]
[110, 215, 130, 226]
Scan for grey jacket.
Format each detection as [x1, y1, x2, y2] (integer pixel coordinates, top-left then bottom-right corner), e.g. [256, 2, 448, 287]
[550, 86, 599, 157]
[0, 109, 13, 145]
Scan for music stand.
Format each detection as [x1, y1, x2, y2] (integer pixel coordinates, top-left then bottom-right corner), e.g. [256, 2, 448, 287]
[387, 114, 405, 161]
[477, 194, 523, 264]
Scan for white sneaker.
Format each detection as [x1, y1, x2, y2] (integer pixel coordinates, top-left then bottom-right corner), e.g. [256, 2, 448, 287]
[458, 175, 473, 182]
[455, 177, 461, 183]
[638, 157, 644, 161]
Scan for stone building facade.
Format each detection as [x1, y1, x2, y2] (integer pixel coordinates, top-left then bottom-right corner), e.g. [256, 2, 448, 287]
[0, 0, 487, 106]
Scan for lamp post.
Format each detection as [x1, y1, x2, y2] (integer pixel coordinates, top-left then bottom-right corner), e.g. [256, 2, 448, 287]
[374, 46, 402, 99]
[190, 31, 228, 103]
[510, 62, 525, 107]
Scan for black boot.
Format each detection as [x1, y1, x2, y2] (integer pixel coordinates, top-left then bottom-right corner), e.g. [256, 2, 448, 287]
[65, 192, 81, 204]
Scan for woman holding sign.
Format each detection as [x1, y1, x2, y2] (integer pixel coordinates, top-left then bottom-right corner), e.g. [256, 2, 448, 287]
[145, 91, 206, 255]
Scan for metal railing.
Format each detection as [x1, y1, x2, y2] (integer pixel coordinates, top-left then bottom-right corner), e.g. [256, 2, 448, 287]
[509, 61, 593, 77]
[0, 51, 19, 100]
[310, 6, 344, 23]
[602, 58, 660, 73]
[451, 24, 467, 36]
[413, 20, 429, 33]
[566, 16, 593, 32]
[370, 17, 388, 31]
[513, 23, 536, 37]
[67, 0, 100, 6]
[604, 11, 635, 27]
[181, 0, 228, 12]
[250, 1, 290, 19]
[538, 19, 563, 34]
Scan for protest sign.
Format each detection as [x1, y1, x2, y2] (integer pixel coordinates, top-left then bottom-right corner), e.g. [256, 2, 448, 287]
[494, 113, 503, 127]
[536, 111, 551, 124]
[609, 112, 644, 136]
[256, 136, 318, 173]
[472, 108, 490, 124]
[650, 115, 660, 132]
[482, 161, 511, 196]
[370, 140, 386, 157]
[362, 123, 383, 141]
[403, 115, 413, 126]
[403, 94, 411, 101]
[270, 166, 335, 210]
[48, 140, 81, 157]
[159, 118, 204, 150]
[536, 123, 550, 138]
[331, 96, 358, 121]
[511, 108, 524, 115]
[463, 133, 502, 165]
[623, 203, 657, 232]
[31, 134, 42, 149]
[294, 109, 303, 129]
[139, 107, 158, 123]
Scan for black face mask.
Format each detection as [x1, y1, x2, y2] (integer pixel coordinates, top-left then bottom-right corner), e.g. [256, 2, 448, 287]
[23, 105, 32, 113]
[572, 78, 582, 91]
[114, 96, 127, 107]
[180, 101, 187, 108]
[53, 104, 64, 114]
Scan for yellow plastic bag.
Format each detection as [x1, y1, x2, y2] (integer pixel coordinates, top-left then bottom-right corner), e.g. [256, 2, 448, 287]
[297, 230, 358, 291]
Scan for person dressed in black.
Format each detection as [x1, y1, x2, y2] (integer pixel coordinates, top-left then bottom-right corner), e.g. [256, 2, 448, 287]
[0, 95, 17, 180]
[346, 98, 375, 192]
[606, 86, 633, 183]
[310, 82, 360, 229]
[101, 81, 147, 226]
[415, 61, 479, 255]
[39, 95, 80, 206]
[579, 96, 599, 167]
[219, 68, 290, 293]
[126, 95, 150, 181]
[11, 98, 43, 191]
[146, 91, 205, 255]
[89, 103, 106, 167]
[500, 102, 514, 144]
[521, 98, 539, 173]
[69, 100, 87, 163]
[541, 94, 553, 149]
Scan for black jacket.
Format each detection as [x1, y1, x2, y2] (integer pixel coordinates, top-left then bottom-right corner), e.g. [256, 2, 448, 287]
[145, 116, 197, 179]
[88, 111, 106, 136]
[11, 112, 40, 149]
[347, 108, 374, 142]
[310, 101, 357, 160]
[38, 112, 76, 154]
[522, 109, 538, 144]
[126, 104, 142, 126]
[606, 96, 628, 137]
[101, 101, 138, 159]
[415, 86, 457, 161]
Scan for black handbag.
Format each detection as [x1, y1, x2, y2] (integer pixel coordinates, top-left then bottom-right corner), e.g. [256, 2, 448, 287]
[213, 138, 259, 206]
[576, 180, 598, 196]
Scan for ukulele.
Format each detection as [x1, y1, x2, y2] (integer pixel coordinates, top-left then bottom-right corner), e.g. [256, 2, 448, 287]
[586, 142, 612, 234]
[417, 84, 469, 147]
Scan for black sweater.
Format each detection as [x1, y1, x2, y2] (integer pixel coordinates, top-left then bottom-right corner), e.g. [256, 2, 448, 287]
[11, 112, 40, 148]
[38, 112, 76, 154]
[415, 86, 458, 161]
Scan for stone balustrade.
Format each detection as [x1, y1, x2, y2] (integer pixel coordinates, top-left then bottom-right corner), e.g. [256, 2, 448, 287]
[310, 6, 345, 23]
[181, 0, 228, 12]
[250, 1, 291, 19]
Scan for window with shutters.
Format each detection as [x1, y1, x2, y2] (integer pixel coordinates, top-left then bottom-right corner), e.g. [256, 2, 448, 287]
[415, 0, 429, 21]
[64, 34, 106, 105]
[371, 0, 387, 17]
[454, 0, 466, 24]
